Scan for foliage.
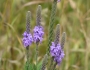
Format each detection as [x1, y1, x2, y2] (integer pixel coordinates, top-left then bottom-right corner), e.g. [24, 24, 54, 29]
[0, 0, 90, 70]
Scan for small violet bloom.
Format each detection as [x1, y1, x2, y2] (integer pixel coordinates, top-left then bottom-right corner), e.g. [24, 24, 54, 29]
[57, 0, 61, 2]
[22, 31, 33, 47]
[33, 26, 44, 43]
[50, 42, 65, 65]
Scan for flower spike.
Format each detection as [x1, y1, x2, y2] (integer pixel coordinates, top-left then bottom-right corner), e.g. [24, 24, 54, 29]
[33, 5, 44, 43]
[61, 32, 66, 49]
[22, 11, 33, 47]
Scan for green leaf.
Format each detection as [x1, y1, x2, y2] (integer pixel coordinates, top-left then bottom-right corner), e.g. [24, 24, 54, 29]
[33, 63, 36, 70]
[11, 14, 19, 25]
[24, 62, 36, 70]
[37, 60, 43, 70]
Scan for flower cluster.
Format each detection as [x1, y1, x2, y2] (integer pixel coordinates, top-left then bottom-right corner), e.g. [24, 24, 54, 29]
[22, 5, 44, 47]
[22, 26, 44, 47]
[22, 0, 65, 69]
[50, 42, 65, 65]
[22, 31, 33, 47]
[33, 26, 44, 43]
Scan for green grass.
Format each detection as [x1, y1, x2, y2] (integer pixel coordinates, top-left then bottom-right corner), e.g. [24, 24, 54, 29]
[0, 0, 90, 70]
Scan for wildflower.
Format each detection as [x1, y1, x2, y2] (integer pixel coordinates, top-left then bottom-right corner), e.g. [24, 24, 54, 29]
[22, 11, 33, 47]
[33, 5, 44, 43]
[22, 31, 33, 47]
[33, 26, 44, 43]
[50, 42, 65, 65]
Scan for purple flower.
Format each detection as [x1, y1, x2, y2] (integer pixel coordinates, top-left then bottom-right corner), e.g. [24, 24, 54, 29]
[57, 0, 61, 2]
[50, 42, 65, 65]
[22, 31, 33, 47]
[33, 26, 44, 43]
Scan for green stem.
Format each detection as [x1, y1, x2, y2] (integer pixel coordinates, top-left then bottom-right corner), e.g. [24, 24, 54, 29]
[48, 57, 54, 70]
[26, 46, 30, 70]
[52, 62, 57, 70]
[35, 43, 39, 70]
[47, 0, 57, 55]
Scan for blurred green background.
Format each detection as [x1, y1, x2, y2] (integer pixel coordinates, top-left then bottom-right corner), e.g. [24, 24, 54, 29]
[0, 0, 90, 70]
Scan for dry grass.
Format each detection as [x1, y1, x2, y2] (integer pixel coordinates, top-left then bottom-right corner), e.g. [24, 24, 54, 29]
[0, 0, 90, 70]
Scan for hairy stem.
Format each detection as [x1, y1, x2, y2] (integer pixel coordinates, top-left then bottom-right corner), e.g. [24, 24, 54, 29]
[47, 0, 57, 55]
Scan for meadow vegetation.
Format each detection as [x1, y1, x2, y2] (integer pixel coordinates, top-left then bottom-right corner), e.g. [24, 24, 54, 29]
[0, 0, 90, 70]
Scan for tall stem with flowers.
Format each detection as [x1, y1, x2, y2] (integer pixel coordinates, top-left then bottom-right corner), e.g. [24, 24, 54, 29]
[22, 0, 66, 70]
